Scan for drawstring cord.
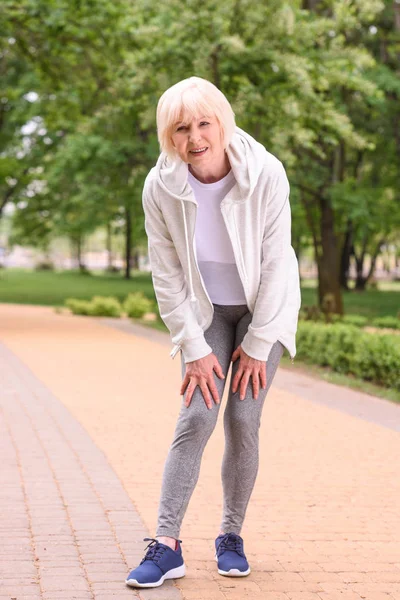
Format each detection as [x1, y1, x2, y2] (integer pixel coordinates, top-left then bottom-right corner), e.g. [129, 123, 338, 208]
[170, 200, 197, 359]
[181, 200, 197, 304]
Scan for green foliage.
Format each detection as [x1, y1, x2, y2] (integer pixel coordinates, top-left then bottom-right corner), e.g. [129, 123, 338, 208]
[296, 321, 400, 390]
[352, 334, 400, 389]
[89, 296, 122, 317]
[35, 260, 55, 271]
[65, 295, 122, 317]
[371, 316, 400, 330]
[339, 315, 369, 327]
[65, 298, 93, 315]
[1, 0, 400, 306]
[123, 292, 154, 319]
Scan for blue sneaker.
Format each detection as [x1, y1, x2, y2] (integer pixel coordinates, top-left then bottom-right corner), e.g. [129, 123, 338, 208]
[125, 537, 185, 588]
[215, 532, 251, 576]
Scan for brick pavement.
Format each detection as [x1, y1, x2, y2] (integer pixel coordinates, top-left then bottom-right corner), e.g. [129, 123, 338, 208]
[0, 339, 181, 600]
[1, 303, 400, 600]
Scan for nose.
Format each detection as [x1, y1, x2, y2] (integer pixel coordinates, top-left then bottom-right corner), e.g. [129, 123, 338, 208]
[189, 127, 202, 144]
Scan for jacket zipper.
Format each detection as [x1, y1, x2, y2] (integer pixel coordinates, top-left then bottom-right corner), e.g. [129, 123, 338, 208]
[170, 200, 214, 359]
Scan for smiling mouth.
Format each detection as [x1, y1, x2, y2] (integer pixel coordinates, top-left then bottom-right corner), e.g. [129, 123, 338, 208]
[189, 147, 208, 155]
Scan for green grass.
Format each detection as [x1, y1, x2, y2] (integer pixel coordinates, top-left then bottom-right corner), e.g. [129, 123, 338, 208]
[0, 268, 156, 306]
[300, 281, 400, 319]
[1, 268, 399, 319]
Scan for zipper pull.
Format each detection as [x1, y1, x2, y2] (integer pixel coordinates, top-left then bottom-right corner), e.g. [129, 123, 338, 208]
[170, 344, 181, 359]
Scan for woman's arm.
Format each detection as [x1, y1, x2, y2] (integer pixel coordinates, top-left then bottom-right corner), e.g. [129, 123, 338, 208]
[143, 175, 213, 363]
[240, 162, 298, 361]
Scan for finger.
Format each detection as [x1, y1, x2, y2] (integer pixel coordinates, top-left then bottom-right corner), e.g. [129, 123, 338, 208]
[252, 370, 260, 400]
[208, 379, 220, 405]
[200, 382, 213, 410]
[260, 363, 267, 390]
[240, 370, 251, 401]
[214, 361, 225, 380]
[231, 368, 242, 394]
[184, 381, 195, 408]
[180, 373, 189, 395]
[231, 346, 240, 362]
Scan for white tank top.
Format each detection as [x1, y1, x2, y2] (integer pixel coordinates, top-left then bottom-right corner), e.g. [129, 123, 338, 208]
[187, 168, 247, 305]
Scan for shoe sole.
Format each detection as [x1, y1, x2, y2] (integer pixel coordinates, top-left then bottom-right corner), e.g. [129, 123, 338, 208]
[214, 554, 251, 577]
[125, 563, 186, 588]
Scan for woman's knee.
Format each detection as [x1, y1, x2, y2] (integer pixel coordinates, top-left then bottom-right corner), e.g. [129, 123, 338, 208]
[174, 402, 218, 444]
[223, 406, 259, 439]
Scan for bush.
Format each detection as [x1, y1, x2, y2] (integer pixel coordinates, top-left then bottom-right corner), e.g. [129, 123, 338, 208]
[341, 315, 368, 328]
[35, 261, 54, 271]
[352, 335, 400, 389]
[296, 321, 400, 390]
[65, 296, 122, 317]
[371, 316, 400, 330]
[123, 292, 154, 319]
[89, 296, 122, 317]
[65, 298, 93, 315]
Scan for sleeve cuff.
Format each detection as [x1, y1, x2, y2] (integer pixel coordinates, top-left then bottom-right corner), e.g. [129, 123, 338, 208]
[172, 335, 213, 363]
[241, 331, 275, 362]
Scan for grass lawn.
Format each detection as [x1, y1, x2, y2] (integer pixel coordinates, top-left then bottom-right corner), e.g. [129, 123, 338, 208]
[300, 281, 400, 319]
[1, 268, 399, 320]
[0, 268, 156, 306]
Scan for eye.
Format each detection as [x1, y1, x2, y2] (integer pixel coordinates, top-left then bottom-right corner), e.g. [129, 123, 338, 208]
[176, 125, 187, 131]
[200, 121, 210, 126]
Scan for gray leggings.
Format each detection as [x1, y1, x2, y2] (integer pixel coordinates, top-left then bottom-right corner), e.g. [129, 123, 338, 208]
[156, 303, 284, 539]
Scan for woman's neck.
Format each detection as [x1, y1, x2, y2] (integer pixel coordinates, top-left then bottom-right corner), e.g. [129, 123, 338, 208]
[188, 151, 231, 184]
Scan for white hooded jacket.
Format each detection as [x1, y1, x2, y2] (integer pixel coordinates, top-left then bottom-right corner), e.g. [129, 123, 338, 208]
[142, 126, 301, 363]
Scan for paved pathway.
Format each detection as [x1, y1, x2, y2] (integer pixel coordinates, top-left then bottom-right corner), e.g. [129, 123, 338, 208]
[1, 304, 400, 600]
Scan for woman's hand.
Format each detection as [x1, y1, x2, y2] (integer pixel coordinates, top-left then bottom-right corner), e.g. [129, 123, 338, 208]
[180, 352, 225, 409]
[231, 345, 267, 400]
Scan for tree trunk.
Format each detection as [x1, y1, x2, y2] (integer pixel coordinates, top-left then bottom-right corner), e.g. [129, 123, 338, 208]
[76, 236, 86, 271]
[124, 205, 132, 280]
[318, 198, 344, 314]
[354, 239, 385, 290]
[292, 233, 302, 285]
[130, 249, 140, 270]
[340, 219, 353, 290]
[106, 222, 113, 270]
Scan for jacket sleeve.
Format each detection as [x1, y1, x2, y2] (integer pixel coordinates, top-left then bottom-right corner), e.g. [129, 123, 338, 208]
[240, 162, 295, 362]
[143, 177, 213, 363]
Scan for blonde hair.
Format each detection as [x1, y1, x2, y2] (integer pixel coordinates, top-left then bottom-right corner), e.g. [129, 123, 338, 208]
[156, 76, 236, 158]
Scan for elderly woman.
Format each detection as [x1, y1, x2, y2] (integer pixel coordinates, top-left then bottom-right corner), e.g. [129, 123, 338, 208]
[126, 76, 301, 588]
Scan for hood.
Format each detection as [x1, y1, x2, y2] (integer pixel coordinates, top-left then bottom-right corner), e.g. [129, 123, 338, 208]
[155, 125, 268, 203]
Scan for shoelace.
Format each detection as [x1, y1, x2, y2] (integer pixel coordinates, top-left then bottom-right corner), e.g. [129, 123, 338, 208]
[139, 537, 182, 565]
[217, 533, 245, 557]
[140, 538, 167, 565]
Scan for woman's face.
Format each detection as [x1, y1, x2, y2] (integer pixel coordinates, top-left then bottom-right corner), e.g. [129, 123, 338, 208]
[171, 114, 225, 166]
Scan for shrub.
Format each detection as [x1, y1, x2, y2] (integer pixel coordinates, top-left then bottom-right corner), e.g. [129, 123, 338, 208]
[341, 315, 368, 328]
[371, 316, 400, 330]
[89, 296, 122, 317]
[105, 265, 121, 273]
[65, 296, 122, 317]
[123, 292, 154, 319]
[296, 321, 400, 390]
[352, 335, 400, 389]
[299, 305, 323, 322]
[65, 298, 93, 315]
[35, 261, 54, 271]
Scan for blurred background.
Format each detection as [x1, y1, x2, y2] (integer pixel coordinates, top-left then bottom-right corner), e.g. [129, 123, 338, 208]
[1, 0, 399, 397]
